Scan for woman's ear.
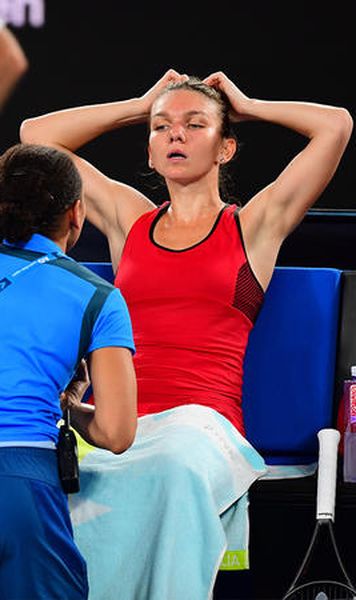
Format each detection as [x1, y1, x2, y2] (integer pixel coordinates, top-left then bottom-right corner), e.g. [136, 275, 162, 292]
[68, 198, 84, 231]
[220, 137, 237, 164]
[148, 148, 154, 170]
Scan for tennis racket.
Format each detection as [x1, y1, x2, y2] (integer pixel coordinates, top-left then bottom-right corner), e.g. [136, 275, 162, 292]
[282, 428, 356, 600]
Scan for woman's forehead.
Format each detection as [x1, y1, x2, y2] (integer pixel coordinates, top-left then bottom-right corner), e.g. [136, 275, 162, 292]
[151, 88, 218, 117]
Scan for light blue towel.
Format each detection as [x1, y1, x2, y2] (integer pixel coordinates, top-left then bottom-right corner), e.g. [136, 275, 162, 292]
[70, 405, 267, 600]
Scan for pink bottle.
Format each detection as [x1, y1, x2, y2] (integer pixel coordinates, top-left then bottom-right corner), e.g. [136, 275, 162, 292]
[343, 365, 356, 482]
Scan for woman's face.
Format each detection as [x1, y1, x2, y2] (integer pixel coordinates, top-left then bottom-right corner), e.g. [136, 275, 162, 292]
[149, 89, 226, 185]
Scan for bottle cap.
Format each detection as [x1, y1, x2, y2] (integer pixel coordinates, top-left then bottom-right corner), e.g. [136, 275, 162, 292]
[351, 366, 356, 378]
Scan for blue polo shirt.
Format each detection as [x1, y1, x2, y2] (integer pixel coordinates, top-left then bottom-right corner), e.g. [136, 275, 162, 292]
[0, 234, 135, 444]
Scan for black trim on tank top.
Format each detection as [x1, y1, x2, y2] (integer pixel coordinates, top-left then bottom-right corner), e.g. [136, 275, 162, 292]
[233, 207, 265, 294]
[149, 203, 228, 253]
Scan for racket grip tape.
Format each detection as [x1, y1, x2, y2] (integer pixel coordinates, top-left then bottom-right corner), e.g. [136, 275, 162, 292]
[316, 428, 340, 521]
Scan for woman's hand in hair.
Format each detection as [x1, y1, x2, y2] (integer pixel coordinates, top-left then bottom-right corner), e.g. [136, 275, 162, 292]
[139, 69, 188, 114]
[203, 71, 254, 123]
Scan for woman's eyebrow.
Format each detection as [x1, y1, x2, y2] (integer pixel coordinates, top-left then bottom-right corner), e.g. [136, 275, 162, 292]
[152, 110, 209, 119]
[185, 110, 209, 118]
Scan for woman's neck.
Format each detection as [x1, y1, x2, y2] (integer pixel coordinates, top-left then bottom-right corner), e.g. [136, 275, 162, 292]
[166, 180, 224, 222]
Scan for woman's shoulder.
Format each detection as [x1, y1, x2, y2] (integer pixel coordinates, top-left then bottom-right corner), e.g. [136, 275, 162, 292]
[127, 201, 169, 232]
[223, 201, 240, 218]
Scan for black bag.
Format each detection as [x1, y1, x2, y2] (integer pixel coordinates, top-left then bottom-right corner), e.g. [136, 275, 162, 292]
[57, 409, 80, 494]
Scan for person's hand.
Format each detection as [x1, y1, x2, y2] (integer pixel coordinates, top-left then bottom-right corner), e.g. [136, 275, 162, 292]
[203, 71, 253, 123]
[60, 359, 90, 412]
[139, 69, 189, 114]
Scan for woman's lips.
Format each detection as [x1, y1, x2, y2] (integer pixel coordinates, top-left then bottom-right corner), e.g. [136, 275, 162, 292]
[167, 149, 187, 159]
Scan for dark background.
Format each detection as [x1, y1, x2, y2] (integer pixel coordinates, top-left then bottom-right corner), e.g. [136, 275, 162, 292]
[2, 0, 356, 263]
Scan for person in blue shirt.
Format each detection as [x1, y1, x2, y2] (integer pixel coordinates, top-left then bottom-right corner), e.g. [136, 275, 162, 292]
[0, 142, 137, 600]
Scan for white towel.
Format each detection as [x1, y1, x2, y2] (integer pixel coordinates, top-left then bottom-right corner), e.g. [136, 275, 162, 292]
[70, 405, 267, 600]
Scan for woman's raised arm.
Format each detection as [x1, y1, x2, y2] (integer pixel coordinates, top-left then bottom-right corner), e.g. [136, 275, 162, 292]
[20, 69, 186, 269]
[204, 72, 353, 288]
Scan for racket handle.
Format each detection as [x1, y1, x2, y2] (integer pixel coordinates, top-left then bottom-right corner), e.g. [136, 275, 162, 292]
[316, 428, 340, 521]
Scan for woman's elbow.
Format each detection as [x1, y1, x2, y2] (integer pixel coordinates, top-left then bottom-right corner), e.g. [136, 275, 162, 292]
[105, 421, 137, 455]
[333, 107, 353, 142]
[107, 438, 135, 455]
[14, 52, 28, 79]
[19, 118, 37, 143]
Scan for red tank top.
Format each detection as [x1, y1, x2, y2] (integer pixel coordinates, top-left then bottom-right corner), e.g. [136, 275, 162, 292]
[115, 202, 264, 434]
